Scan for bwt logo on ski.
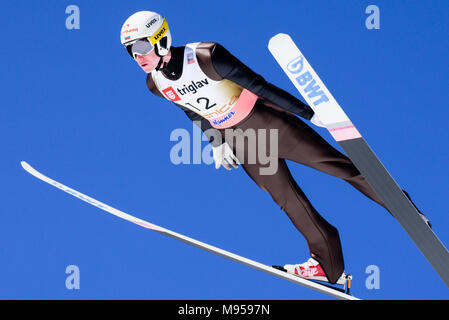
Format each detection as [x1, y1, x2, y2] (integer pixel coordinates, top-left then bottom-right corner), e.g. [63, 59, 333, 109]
[176, 79, 209, 96]
[287, 55, 329, 106]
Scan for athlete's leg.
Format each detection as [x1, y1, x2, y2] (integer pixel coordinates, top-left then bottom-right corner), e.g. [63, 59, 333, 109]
[264, 104, 388, 211]
[219, 102, 345, 283]
[240, 159, 345, 284]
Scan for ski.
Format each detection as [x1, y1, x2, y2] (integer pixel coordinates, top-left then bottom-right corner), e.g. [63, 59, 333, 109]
[21, 161, 359, 300]
[268, 33, 449, 288]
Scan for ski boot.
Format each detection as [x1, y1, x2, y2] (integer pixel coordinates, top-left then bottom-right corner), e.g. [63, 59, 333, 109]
[273, 258, 352, 294]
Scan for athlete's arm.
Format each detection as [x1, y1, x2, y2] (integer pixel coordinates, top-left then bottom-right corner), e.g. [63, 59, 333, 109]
[208, 43, 314, 120]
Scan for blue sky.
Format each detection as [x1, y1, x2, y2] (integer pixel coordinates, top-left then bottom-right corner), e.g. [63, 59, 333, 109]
[1, 0, 448, 299]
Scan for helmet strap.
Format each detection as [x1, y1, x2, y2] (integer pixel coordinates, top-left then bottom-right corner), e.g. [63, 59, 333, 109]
[155, 57, 166, 71]
[154, 41, 169, 71]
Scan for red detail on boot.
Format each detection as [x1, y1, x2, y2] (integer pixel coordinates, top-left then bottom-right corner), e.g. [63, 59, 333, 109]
[296, 263, 326, 278]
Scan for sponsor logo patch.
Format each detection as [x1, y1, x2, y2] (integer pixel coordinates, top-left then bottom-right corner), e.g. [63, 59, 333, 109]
[186, 47, 195, 64]
[150, 19, 169, 44]
[162, 86, 181, 102]
[212, 111, 236, 126]
[121, 26, 139, 36]
[145, 17, 159, 28]
[176, 79, 209, 96]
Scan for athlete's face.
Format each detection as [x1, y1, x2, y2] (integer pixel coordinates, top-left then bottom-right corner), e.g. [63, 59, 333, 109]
[135, 49, 171, 73]
[135, 49, 160, 73]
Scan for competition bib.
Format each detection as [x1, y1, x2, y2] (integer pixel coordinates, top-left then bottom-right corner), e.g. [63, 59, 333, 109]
[152, 42, 258, 128]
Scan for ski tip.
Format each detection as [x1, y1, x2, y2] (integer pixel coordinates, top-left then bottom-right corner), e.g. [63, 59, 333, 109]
[21, 161, 38, 176]
[20, 161, 30, 170]
[268, 33, 291, 47]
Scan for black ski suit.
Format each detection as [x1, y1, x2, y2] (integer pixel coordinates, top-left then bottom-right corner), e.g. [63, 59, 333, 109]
[146, 43, 389, 284]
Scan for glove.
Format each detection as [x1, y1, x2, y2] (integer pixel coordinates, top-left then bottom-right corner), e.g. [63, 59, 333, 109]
[310, 113, 326, 128]
[212, 142, 240, 170]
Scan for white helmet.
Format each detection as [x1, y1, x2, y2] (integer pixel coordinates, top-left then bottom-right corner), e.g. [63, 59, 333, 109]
[120, 11, 172, 58]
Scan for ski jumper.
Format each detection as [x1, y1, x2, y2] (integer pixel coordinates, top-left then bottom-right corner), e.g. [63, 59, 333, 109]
[146, 42, 387, 284]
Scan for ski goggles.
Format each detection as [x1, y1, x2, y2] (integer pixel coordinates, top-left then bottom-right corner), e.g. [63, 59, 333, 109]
[125, 38, 154, 59]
